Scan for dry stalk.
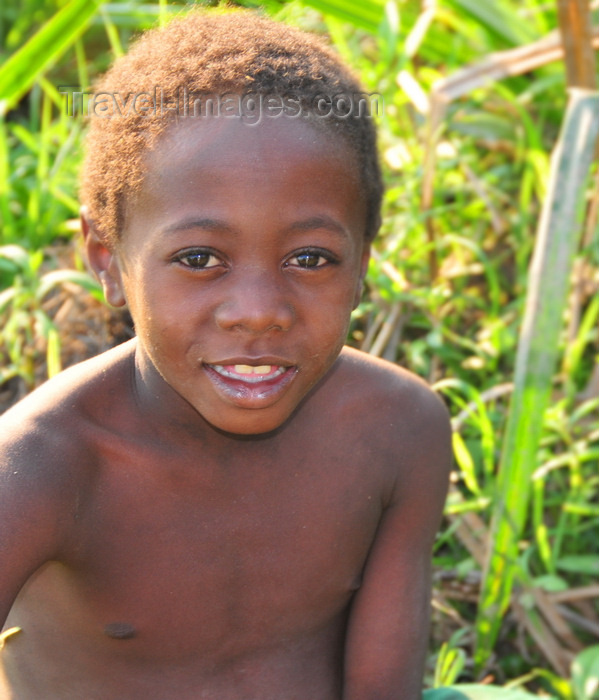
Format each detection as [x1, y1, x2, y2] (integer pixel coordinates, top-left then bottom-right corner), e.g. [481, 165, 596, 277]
[557, 0, 597, 90]
[511, 597, 573, 677]
[361, 308, 386, 353]
[550, 584, 599, 603]
[451, 383, 514, 431]
[530, 587, 585, 653]
[431, 590, 470, 628]
[556, 604, 599, 638]
[369, 302, 404, 358]
[445, 485, 488, 567]
[432, 26, 599, 105]
[416, 19, 599, 286]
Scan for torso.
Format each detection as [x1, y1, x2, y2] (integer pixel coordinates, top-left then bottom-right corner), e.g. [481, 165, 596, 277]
[0, 341, 408, 700]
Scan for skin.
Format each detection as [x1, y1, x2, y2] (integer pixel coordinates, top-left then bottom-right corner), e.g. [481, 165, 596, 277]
[0, 115, 451, 699]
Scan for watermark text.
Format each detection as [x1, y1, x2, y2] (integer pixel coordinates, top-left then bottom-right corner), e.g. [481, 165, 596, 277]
[58, 87, 383, 123]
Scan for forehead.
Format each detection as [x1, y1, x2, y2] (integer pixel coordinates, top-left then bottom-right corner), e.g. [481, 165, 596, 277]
[144, 113, 360, 177]
[122, 115, 366, 240]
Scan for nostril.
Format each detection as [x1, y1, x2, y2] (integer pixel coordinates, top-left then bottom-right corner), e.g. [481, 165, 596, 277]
[213, 299, 294, 333]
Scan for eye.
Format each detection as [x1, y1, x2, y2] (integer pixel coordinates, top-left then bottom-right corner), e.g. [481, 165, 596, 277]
[173, 249, 223, 269]
[286, 249, 337, 269]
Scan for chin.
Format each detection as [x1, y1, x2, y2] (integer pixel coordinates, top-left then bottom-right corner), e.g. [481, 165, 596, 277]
[203, 407, 296, 439]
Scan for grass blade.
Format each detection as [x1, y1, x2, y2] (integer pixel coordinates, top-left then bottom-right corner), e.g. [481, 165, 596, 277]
[444, 0, 538, 46]
[475, 89, 599, 668]
[301, 0, 385, 34]
[0, 0, 100, 116]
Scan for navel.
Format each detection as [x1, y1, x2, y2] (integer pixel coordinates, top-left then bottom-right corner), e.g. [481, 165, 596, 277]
[103, 622, 137, 640]
[349, 574, 363, 591]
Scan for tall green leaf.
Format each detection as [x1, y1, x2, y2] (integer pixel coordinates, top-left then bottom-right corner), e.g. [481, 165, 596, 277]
[475, 89, 599, 668]
[443, 0, 538, 46]
[301, 0, 385, 33]
[0, 0, 100, 116]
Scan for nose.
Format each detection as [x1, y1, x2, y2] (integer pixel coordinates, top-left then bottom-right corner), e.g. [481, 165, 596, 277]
[214, 267, 294, 333]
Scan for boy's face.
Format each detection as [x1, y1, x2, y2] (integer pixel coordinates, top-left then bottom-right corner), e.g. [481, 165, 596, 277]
[92, 115, 369, 435]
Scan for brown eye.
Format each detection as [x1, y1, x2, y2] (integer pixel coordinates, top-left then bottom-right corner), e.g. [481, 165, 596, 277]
[295, 252, 324, 268]
[175, 249, 221, 269]
[287, 249, 336, 269]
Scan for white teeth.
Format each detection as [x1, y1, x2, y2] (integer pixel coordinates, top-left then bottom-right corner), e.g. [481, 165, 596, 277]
[234, 364, 272, 375]
[210, 364, 287, 383]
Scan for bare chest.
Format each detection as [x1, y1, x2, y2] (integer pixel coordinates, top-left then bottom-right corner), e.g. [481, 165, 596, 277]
[20, 437, 383, 661]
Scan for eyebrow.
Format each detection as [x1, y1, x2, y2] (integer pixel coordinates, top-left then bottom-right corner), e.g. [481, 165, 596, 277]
[287, 215, 350, 239]
[162, 215, 350, 239]
[161, 218, 235, 235]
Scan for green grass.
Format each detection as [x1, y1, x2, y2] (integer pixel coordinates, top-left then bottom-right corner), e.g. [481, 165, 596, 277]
[1, 0, 599, 695]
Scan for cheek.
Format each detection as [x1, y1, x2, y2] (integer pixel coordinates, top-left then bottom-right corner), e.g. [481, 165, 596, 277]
[314, 275, 360, 316]
[121, 283, 177, 353]
[302, 287, 355, 348]
[124, 270, 183, 319]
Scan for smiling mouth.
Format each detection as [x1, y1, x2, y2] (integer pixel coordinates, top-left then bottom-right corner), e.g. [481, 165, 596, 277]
[209, 364, 289, 384]
[201, 361, 298, 411]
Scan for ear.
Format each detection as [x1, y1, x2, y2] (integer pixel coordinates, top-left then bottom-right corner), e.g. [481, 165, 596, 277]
[353, 245, 371, 309]
[80, 206, 127, 308]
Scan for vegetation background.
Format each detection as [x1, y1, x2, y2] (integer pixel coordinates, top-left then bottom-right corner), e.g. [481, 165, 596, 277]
[1, 0, 599, 696]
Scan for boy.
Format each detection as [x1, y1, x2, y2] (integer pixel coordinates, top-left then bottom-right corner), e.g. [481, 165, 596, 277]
[0, 11, 451, 700]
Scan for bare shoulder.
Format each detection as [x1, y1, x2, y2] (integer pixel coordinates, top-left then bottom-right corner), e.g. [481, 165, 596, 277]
[334, 346, 451, 439]
[327, 346, 452, 494]
[0, 338, 136, 465]
[0, 340, 136, 621]
[336, 345, 442, 396]
[0, 339, 138, 502]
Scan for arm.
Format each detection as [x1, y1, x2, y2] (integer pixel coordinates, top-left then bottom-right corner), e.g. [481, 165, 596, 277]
[0, 410, 73, 630]
[343, 383, 452, 700]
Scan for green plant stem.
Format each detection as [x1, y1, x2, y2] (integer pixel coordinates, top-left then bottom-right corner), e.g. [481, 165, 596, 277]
[475, 88, 599, 669]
